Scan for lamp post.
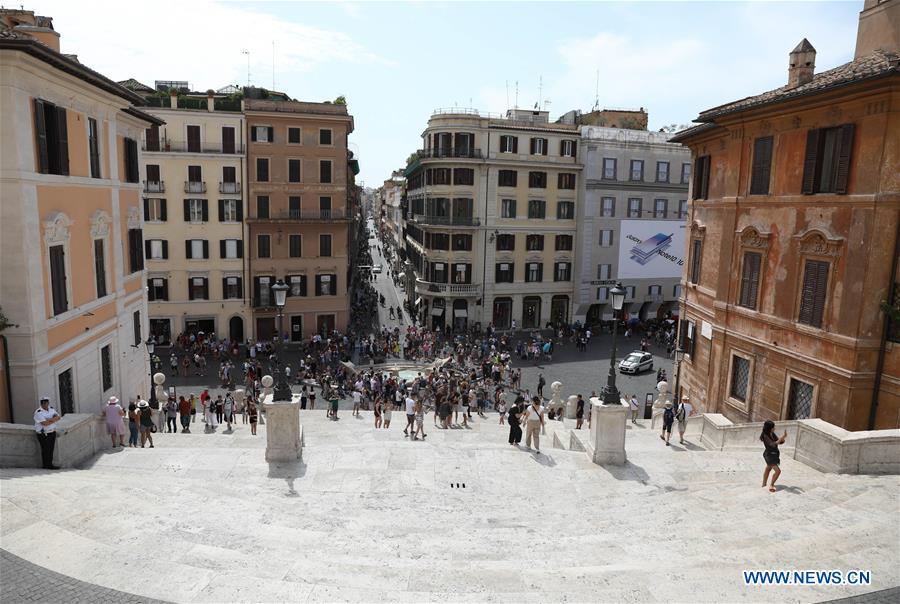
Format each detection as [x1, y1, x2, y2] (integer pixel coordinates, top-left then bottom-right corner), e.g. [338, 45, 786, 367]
[672, 347, 685, 402]
[271, 279, 292, 402]
[144, 337, 158, 407]
[601, 282, 627, 405]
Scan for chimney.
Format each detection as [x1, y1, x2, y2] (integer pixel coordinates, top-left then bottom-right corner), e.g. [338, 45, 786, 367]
[788, 39, 816, 89]
[854, 0, 899, 59]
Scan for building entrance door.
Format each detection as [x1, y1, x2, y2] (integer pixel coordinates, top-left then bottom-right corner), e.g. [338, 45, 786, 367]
[256, 317, 275, 341]
[522, 297, 541, 329]
[316, 314, 335, 335]
[229, 316, 244, 342]
[291, 316, 303, 341]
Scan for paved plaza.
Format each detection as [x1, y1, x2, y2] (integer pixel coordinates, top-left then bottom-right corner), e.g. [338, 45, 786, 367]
[1, 407, 898, 603]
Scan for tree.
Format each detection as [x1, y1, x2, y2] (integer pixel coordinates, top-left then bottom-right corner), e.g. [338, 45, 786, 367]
[334, 95, 347, 105]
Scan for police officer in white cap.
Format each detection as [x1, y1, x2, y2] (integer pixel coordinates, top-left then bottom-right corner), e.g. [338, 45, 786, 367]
[33, 396, 61, 469]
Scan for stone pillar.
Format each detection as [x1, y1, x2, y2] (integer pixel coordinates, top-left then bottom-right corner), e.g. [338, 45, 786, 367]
[589, 396, 627, 465]
[565, 394, 578, 419]
[262, 393, 302, 462]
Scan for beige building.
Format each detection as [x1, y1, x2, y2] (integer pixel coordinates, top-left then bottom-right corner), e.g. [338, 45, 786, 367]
[380, 170, 405, 269]
[0, 10, 157, 420]
[122, 83, 248, 344]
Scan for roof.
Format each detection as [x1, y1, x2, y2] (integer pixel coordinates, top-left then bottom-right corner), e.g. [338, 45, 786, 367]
[669, 122, 720, 144]
[696, 49, 899, 122]
[122, 106, 164, 126]
[792, 38, 816, 53]
[118, 78, 155, 93]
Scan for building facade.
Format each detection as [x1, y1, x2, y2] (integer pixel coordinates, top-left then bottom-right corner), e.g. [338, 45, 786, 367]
[672, 0, 900, 430]
[404, 108, 582, 331]
[0, 10, 156, 421]
[245, 99, 355, 340]
[380, 170, 405, 270]
[132, 89, 248, 345]
[574, 126, 691, 326]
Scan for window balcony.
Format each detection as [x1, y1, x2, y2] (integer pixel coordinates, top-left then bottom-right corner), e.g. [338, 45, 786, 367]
[219, 181, 241, 194]
[416, 147, 483, 160]
[415, 279, 480, 297]
[143, 180, 165, 193]
[249, 208, 348, 222]
[143, 140, 244, 154]
[412, 214, 480, 227]
[184, 181, 206, 194]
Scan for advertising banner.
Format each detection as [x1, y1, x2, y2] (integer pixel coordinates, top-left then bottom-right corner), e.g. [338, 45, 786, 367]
[616, 220, 686, 280]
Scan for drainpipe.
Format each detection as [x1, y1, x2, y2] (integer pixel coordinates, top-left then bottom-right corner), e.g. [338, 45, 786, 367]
[481, 128, 491, 330]
[1, 335, 13, 423]
[868, 218, 900, 430]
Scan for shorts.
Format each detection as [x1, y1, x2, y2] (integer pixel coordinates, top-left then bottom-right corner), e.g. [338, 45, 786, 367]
[764, 451, 780, 466]
[139, 425, 153, 433]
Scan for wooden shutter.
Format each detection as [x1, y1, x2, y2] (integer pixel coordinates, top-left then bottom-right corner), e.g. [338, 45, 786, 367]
[187, 125, 200, 152]
[529, 138, 536, 154]
[571, 140, 577, 159]
[162, 240, 168, 259]
[750, 137, 773, 195]
[218, 199, 225, 222]
[145, 239, 152, 259]
[236, 240, 243, 258]
[801, 129, 820, 194]
[542, 138, 549, 155]
[161, 279, 168, 300]
[834, 124, 854, 194]
[146, 164, 160, 182]
[692, 157, 702, 200]
[220, 239, 226, 258]
[185, 240, 192, 259]
[201, 199, 209, 222]
[183, 200, 191, 222]
[202, 279, 209, 299]
[188, 279, 195, 300]
[511, 137, 518, 154]
[222, 277, 229, 298]
[146, 125, 159, 151]
[202, 240, 209, 259]
[250, 127, 257, 142]
[49, 245, 67, 315]
[739, 252, 761, 308]
[799, 260, 828, 327]
[235, 201, 243, 221]
[700, 156, 710, 199]
[55, 107, 69, 175]
[143, 198, 150, 221]
[222, 127, 235, 154]
[160, 199, 167, 221]
[559, 139, 565, 156]
[691, 239, 702, 283]
[268, 126, 274, 142]
[33, 99, 49, 173]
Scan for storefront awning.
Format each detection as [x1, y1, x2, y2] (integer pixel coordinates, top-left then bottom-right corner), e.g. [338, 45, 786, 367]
[574, 304, 591, 316]
[642, 300, 663, 317]
[453, 309, 468, 318]
[430, 307, 445, 316]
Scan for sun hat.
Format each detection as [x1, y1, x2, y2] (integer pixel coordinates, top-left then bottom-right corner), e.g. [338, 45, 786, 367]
[664, 401, 673, 408]
[107, 396, 119, 405]
[138, 400, 149, 408]
[682, 395, 690, 401]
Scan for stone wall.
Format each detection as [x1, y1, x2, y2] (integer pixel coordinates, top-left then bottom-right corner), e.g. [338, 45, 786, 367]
[0, 414, 109, 469]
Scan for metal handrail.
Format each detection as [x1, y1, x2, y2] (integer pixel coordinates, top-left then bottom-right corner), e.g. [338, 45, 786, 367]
[184, 181, 206, 193]
[143, 180, 165, 193]
[416, 148, 483, 160]
[219, 182, 241, 194]
[145, 140, 243, 154]
[252, 208, 347, 220]
[412, 214, 480, 227]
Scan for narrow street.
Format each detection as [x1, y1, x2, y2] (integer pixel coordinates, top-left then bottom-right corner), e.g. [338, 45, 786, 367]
[367, 219, 407, 332]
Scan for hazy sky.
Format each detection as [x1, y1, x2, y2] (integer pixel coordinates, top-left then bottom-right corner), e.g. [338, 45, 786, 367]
[34, 0, 861, 185]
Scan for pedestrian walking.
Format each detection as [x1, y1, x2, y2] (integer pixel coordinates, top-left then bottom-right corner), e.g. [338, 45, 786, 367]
[103, 396, 126, 448]
[537, 373, 545, 399]
[761, 420, 787, 493]
[629, 394, 639, 424]
[383, 400, 393, 428]
[498, 399, 507, 425]
[403, 393, 416, 436]
[165, 397, 178, 433]
[507, 396, 523, 445]
[412, 400, 426, 441]
[248, 400, 258, 435]
[137, 400, 155, 448]
[575, 394, 585, 430]
[660, 401, 674, 446]
[178, 396, 191, 433]
[223, 393, 234, 431]
[523, 396, 545, 454]
[675, 395, 693, 444]
[127, 402, 140, 446]
[34, 396, 61, 469]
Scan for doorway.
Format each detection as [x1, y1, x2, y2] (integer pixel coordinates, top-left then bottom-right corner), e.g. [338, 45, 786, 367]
[551, 295, 569, 326]
[492, 297, 512, 330]
[291, 316, 304, 341]
[229, 316, 244, 342]
[316, 314, 335, 336]
[256, 317, 275, 341]
[522, 296, 541, 329]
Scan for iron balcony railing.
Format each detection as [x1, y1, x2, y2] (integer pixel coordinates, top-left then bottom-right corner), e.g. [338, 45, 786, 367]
[416, 147, 483, 160]
[252, 208, 347, 221]
[143, 180, 165, 193]
[415, 279, 480, 296]
[143, 140, 244, 154]
[413, 214, 480, 227]
[184, 181, 206, 193]
[219, 181, 241, 194]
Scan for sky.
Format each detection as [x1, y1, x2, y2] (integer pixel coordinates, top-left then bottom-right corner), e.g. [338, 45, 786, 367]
[33, 0, 861, 186]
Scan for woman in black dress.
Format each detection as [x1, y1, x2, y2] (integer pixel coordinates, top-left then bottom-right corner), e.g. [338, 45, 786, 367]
[760, 420, 787, 492]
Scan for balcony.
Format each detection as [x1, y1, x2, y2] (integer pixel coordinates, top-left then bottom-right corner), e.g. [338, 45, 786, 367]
[184, 181, 206, 194]
[412, 214, 480, 227]
[219, 181, 241, 194]
[415, 279, 480, 297]
[143, 180, 165, 193]
[250, 208, 348, 221]
[143, 140, 244, 154]
[416, 147, 483, 160]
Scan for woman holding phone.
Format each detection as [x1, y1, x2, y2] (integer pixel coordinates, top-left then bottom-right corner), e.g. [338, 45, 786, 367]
[760, 420, 787, 492]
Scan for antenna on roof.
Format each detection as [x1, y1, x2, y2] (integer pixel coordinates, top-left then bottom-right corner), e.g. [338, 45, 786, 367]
[241, 49, 250, 88]
[538, 75, 543, 109]
[272, 41, 275, 90]
[593, 69, 600, 111]
[505, 81, 510, 112]
[515, 81, 519, 109]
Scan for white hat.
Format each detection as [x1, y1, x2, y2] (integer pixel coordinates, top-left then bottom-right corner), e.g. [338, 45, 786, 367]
[107, 396, 120, 405]
[682, 395, 690, 401]
[664, 401, 673, 408]
[39, 396, 50, 404]
[138, 400, 149, 408]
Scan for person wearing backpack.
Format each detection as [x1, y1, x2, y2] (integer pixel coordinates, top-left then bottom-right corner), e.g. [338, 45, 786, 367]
[661, 401, 675, 446]
[675, 396, 693, 444]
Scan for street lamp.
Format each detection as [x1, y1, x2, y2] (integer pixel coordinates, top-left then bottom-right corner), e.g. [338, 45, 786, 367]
[672, 347, 685, 402]
[601, 282, 627, 405]
[144, 337, 158, 407]
[271, 279, 292, 402]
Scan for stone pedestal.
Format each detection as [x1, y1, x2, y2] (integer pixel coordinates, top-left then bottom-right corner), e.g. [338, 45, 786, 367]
[589, 397, 627, 465]
[262, 394, 302, 462]
[565, 395, 578, 419]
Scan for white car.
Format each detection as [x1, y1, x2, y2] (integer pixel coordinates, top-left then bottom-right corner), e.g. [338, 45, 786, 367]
[618, 351, 653, 374]
[372, 264, 383, 274]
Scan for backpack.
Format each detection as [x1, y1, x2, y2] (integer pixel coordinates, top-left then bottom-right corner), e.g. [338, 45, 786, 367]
[664, 408, 674, 423]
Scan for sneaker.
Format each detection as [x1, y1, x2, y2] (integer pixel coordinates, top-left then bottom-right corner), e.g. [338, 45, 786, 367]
[149, 444, 154, 448]
[535, 450, 540, 455]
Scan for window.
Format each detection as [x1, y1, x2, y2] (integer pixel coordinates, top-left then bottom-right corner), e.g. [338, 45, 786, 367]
[555, 235, 573, 251]
[802, 124, 854, 194]
[656, 161, 669, 183]
[648, 284, 662, 296]
[602, 158, 616, 180]
[222, 127, 236, 154]
[749, 136, 774, 195]
[681, 162, 691, 184]
[145, 124, 160, 152]
[630, 159, 644, 181]
[530, 137, 548, 155]
[319, 234, 332, 257]
[256, 158, 269, 182]
[625, 286, 636, 299]
[49, 244, 68, 315]
[94, 239, 107, 298]
[627, 198, 642, 218]
[144, 198, 166, 222]
[427, 233, 449, 251]
[500, 199, 516, 218]
[289, 196, 301, 218]
[496, 234, 515, 251]
[601, 197, 615, 217]
[498, 170, 518, 187]
[560, 139, 576, 157]
[32, 99, 69, 175]
[654, 199, 668, 218]
[223, 276, 242, 299]
[220, 199, 240, 223]
[186, 165, 203, 192]
[128, 228, 144, 273]
[88, 117, 100, 178]
[452, 234, 472, 251]
[690, 239, 702, 284]
[557, 201, 574, 219]
[257, 196, 269, 219]
[288, 159, 301, 182]
[254, 276, 272, 306]
[428, 168, 451, 185]
[495, 263, 514, 283]
[100, 344, 113, 392]
[597, 264, 611, 280]
[453, 168, 474, 186]
[288, 127, 301, 144]
[257, 235, 271, 258]
[597, 287, 609, 301]
[252, 126, 272, 143]
[730, 355, 750, 402]
[453, 263, 471, 284]
[132, 310, 141, 346]
[677, 199, 688, 220]
[184, 198, 207, 223]
[220, 239, 242, 259]
[526, 262, 543, 282]
[526, 234, 544, 251]
[500, 135, 518, 153]
[316, 274, 336, 296]
[678, 319, 696, 357]
[148, 278, 168, 301]
[739, 252, 762, 309]
[527, 199, 546, 219]
[430, 262, 447, 283]
[798, 259, 829, 328]
[320, 160, 332, 183]
[692, 155, 710, 200]
[555, 262, 571, 282]
[289, 235, 302, 258]
[674, 284, 682, 299]
[188, 277, 209, 301]
[528, 171, 547, 188]
[599, 230, 614, 247]
[186, 239, 208, 260]
[558, 173, 576, 190]
[788, 378, 815, 420]
[145, 164, 161, 190]
[319, 128, 332, 145]
[287, 275, 307, 297]
[124, 138, 139, 183]
[186, 125, 201, 153]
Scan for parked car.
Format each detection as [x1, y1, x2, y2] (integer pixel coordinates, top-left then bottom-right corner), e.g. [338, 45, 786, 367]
[618, 351, 653, 374]
[372, 264, 383, 274]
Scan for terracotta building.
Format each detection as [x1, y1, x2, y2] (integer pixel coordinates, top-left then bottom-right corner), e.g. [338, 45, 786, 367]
[0, 10, 159, 421]
[244, 99, 356, 339]
[672, 0, 900, 430]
